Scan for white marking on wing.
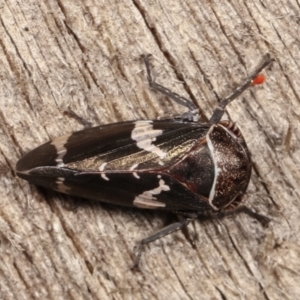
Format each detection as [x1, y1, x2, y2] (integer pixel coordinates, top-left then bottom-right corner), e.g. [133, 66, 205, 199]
[131, 121, 167, 159]
[99, 162, 109, 181]
[55, 177, 70, 193]
[133, 172, 140, 179]
[101, 174, 109, 181]
[51, 134, 70, 167]
[99, 162, 107, 171]
[130, 163, 139, 170]
[130, 163, 140, 179]
[133, 179, 170, 209]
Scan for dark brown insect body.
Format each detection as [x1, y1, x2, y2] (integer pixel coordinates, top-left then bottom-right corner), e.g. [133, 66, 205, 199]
[16, 119, 251, 212]
[16, 54, 272, 267]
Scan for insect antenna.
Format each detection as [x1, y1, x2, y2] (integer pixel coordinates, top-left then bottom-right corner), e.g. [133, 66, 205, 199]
[209, 54, 274, 124]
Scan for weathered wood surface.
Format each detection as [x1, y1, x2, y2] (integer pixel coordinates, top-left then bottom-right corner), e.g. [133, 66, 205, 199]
[0, 0, 299, 299]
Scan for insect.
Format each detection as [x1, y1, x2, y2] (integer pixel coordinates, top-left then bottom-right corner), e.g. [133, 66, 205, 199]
[16, 54, 273, 267]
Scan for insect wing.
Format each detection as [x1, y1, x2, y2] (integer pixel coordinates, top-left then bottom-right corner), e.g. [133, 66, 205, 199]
[16, 119, 211, 210]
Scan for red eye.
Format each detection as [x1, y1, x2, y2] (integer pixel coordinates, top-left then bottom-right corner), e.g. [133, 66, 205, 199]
[251, 73, 266, 85]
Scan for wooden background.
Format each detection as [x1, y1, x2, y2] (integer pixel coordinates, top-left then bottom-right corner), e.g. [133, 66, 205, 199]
[0, 0, 299, 299]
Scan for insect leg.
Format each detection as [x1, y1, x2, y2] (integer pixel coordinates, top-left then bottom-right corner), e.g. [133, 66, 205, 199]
[63, 107, 93, 128]
[219, 205, 270, 227]
[209, 54, 273, 124]
[132, 216, 194, 269]
[142, 54, 199, 121]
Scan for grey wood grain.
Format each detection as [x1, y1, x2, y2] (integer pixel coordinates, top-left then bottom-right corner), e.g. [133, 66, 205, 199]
[0, 0, 299, 299]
